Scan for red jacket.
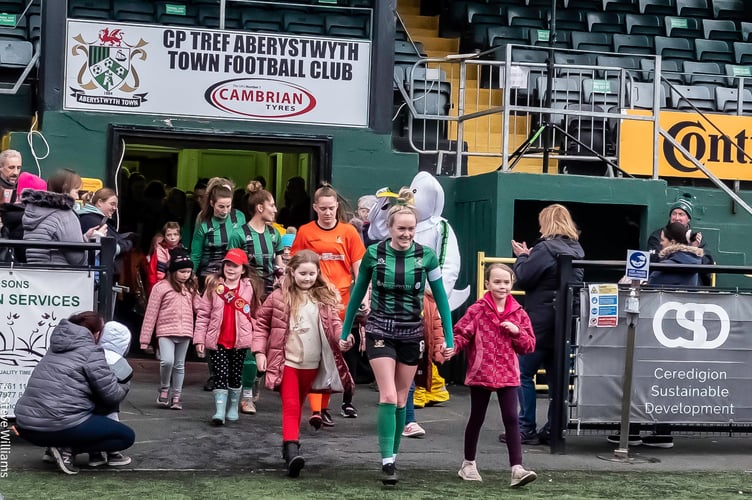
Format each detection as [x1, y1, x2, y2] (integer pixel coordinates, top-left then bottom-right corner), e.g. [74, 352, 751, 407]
[252, 288, 354, 395]
[453, 292, 536, 389]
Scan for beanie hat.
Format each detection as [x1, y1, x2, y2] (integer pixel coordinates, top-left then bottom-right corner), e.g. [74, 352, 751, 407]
[222, 248, 249, 266]
[669, 198, 693, 220]
[169, 247, 193, 272]
[16, 172, 47, 196]
[281, 233, 296, 248]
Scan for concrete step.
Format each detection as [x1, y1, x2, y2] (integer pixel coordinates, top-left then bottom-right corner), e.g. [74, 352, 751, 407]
[401, 14, 439, 31]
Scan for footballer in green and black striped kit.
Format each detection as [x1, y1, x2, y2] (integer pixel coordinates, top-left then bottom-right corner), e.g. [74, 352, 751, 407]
[234, 224, 284, 296]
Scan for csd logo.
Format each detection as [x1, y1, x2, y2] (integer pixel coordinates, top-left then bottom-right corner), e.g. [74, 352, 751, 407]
[652, 301, 730, 349]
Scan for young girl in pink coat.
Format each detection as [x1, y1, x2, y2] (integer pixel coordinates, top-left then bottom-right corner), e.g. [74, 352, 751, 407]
[453, 263, 537, 488]
[139, 248, 198, 410]
[253, 249, 353, 478]
[194, 248, 261, 425]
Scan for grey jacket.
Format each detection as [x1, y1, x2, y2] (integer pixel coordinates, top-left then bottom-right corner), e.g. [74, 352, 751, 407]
[22, 189, 86, 266]
[14, 319, 129, 432]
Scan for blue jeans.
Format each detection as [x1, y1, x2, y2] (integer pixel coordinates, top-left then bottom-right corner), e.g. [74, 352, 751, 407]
[406, 381, 416, 424]
[517, 348, 555, 435]
[19, 414, 135, 454]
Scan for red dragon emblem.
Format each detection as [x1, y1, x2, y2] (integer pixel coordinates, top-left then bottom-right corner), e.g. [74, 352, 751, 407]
[98, 28, 123, 46]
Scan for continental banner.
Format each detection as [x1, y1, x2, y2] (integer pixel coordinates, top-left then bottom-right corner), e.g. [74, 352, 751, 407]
[575, 289, 752, 424]
[0, 269, 96, 417]
[64, 20, 371, 126]
[619, 110, 752, 180]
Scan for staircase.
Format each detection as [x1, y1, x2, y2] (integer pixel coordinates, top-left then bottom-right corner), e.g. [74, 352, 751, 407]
[396, 0, 553, 175]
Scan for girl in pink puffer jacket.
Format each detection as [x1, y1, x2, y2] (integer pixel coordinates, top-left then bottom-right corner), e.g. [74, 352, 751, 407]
[453, 263, 538, 488]
[252, 249, 353, 478]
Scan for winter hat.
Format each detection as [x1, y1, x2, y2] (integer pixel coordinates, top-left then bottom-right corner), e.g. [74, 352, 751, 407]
[669, 197, 693, 220]
[281, 233, 296, 248]
[222, 248, 249, 266]
[16, 172, 47, 196]
[169, 247, 193, 272]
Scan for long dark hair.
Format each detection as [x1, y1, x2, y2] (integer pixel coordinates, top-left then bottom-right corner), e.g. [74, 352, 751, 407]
[199, 177, 235, 224]
[167, 268, 198, 295]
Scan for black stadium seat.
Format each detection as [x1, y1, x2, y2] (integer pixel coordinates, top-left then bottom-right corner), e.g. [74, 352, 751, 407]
[585, 11, 625, 33]
[625, 14, 664, 36]
[675, 0, 712, 18]
[638, 0, 675, 15]
[702, 19, 741, 42]
[670, 84, 716, 111]
[571, 31, 613, 52]
[715, 87, 752, 113]
[654, 36, 695, 61]
[733, 42, 752, 65]
[613, 34, 654, 55]
[694, 39, 734, 64]
[712, 0, 744, 20]
[682, 61, 726, 86]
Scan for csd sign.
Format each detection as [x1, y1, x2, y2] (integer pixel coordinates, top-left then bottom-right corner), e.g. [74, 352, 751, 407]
[652, 301, 730, 349]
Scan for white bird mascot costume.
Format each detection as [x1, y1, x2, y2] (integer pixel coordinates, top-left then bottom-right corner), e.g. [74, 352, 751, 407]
[368, 171, 470, 405]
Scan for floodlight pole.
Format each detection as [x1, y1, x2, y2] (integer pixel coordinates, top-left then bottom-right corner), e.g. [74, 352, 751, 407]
[541, 0, 557, 174]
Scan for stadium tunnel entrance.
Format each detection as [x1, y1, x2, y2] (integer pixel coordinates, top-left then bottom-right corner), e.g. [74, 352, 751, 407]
[106, 126, 332, 346]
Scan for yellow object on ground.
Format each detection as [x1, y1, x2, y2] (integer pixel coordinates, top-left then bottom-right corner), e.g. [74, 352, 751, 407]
[414, 364, 450, 407]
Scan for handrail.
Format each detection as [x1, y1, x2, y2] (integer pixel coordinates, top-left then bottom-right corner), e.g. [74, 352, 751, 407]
[0, 49, 39, 95]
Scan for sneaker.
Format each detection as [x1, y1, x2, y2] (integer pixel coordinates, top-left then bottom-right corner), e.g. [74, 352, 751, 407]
[88, 451, 108, 467]
[642, 435, 674, 448]
[458, 460, 483, 481]
[321, 409, 335, 427]
[240, 397, 256, 415]
[402, 422, 426, 438]
[309, 413, 322, 431]
[510, 467, 537, 488]
[156, 389, 170, 407]
[50, 447, 79, 475]
[106, 451, 132, 466]
[340, 402, 358, 418]
[499, 430, 539, 445]
[381, 462, 398, 485]
[606, 434, 642, 446]
[42, 447, 56, 464]
[170, 396, 182, 410]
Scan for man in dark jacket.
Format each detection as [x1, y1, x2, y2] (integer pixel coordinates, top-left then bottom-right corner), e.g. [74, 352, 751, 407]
[0, 149, 21, 205]
[647, 197, 714, 286]
[14, 317, 135, 475]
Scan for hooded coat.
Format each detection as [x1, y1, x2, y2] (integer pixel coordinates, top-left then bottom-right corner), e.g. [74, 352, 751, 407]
[512, 236, 585, 350]
[99, 321, 133, 383]
[77, 203, 133, 256]
[453, 292, 536, 388]
[14, 319, 129, 432]
[252, 288, 354, 395]
[648, 244, 704, 287]
[21, 189, 86, 266]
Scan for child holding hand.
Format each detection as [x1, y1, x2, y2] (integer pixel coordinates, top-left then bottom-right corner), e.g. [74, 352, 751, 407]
[139, 248, 198, 410]
[253, 249, 353, 478]
[453, 263, 537, 488]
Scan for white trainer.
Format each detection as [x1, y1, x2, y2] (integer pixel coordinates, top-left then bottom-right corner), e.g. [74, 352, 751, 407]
[458, 460, 483, 481]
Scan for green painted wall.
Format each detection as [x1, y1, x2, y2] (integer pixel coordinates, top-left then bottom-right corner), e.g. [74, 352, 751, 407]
[8, 110, 418, 206]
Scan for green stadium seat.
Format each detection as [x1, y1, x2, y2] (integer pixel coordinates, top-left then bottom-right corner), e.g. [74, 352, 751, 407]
[69, 7, 112, 21]
[0, 1, 25, 14]
[625, 14, 664, 36]
[159, 14, 198, 27]
[488, 26, 529, 51]
[582, 78, 621, 107]
[530, 28, 571, 48]
[241, 8, 282, 33]
[695, 39, 735, 64]
[682, 61, 727, 86]
[739, 22, 752, 42]
[675, 0, 712, 18]
[670, 84, 716, 111]
[596, 54, 642, 80]
[506, 6, 546, 29]
[0, 36, 31, 67]
[702, 19, 741, 41]
[613, 34, 654, 55]
[551, 11, 586, 31]
[664, 16, 701, 38]
[724, 63, 752, 87]
[629, 81, 667, 108]
[283, 11, 325, 36]
[638, 0, 675, 15]
[585, 11, 625, 33]
[715, 86, 752, 113]
[113, 0, 154, 20]
[640, 57, 684, 83]
[326, 14, 369, 38]
[571, 31, 613, 52]
[654, 36, 695, 61]
[712, 0, 744, 20]
[734, 42, 752, 65]
[602, 0, 638, 13]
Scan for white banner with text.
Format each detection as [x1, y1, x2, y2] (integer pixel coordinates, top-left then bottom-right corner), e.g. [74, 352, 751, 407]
[64, 20, 371, 126]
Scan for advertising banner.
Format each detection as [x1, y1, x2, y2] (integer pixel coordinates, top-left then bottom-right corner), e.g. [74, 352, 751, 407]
[64, 20, 371, 126]
[0, 269, 96, 417]
[619, 110, 752, 181]
[575, 289, 752, 424]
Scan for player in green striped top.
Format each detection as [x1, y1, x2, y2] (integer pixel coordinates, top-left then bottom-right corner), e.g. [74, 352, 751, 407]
[234, 180, 284, 297]
[340, 188, 454, 486]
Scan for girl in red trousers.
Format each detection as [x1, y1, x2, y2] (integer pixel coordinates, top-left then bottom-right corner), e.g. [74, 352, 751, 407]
[139, 248, 198, 409]
[253, 250, 353, 478]
[194, 248, 261, 425]
[453, 263, 538, 488]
